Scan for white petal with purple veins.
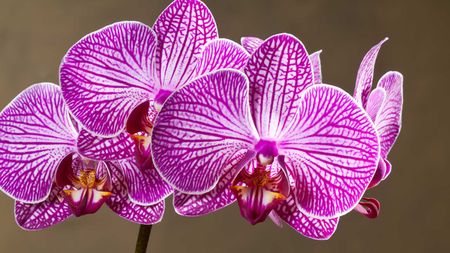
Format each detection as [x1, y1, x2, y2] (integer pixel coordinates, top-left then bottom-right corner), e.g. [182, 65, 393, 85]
[60, 21, 157, 137]
[309, 50, 323, 84]
[245, 33, 313, 139]
[0, 83, 77, 203]
[152, 70, 258, 193]
[279, 85, 379, 218]
[106, 162, 164, 224]
[15, 186, 72, 230]
[240, 36, 264, 55]
[77, 129, 135, 161]
[195, 38, 250, 76]
[153, 0, 218, 90]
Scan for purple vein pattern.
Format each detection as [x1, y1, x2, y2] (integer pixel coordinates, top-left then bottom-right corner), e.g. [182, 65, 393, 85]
[15, 186, 72, 230]
[116, 158, 172, 205]
[61, 22, 157, 136]
[353, 38, 388, 108]
[195, 39, 249, 76]
[106, 162, 164, 224]
[245, 34, 313, 139]
[309, 50, 323, 84]
[0, 83, 77, 203]
[373, 72, 403, 158]
[275, 194, 338, 240]
[152, 70, 258, 193]
[241, 37, 264, 55]
[153, 0, 218, 90]
[279, 85, 379, 218]
[77, 129, 135, 161]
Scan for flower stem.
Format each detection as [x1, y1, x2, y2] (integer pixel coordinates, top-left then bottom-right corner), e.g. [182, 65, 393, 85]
[135, 224, 153, 253]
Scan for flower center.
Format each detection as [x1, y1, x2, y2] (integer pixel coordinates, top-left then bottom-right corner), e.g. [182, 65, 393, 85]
[255, 139, 279, 165]
[231, 159, 289, 225]
[59, 158, 112, 217]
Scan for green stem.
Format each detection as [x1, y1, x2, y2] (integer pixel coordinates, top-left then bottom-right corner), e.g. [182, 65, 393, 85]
[135, 224, 153, 253]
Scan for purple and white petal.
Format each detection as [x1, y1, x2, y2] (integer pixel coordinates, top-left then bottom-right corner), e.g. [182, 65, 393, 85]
[15, 186, 72, 230]
[245, 33, 313, 139]
[153, 0, 218, 90]
[241, 36, 263, 55]
[60, 21, 157, 136]
[365, 87, 386, 122]
[152, 70, 258, 193]
[374, 71, 403, 158]
[353, 38, 388, 107]
[309, 50, 323, 84]
[106, 162, 164, 224]
[115, 159, 172, 205]
[0, 83, 77, 203]
[279, 85, 379, 218]
[276, 194, 339, 240]
[195, 38, 250, 76]
[77, 129, 135, 161]
[174, 150, 254, 216]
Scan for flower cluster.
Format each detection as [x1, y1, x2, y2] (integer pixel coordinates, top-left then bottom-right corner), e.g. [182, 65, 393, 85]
[0, 0, 402, 240]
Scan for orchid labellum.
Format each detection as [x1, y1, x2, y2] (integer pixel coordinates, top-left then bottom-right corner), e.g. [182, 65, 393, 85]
[0, 83, 163, 230]
[152, 33, 381, 239]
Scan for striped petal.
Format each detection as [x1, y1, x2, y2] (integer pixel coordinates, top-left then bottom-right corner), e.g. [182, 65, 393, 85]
[116, 159, 172, 205]
[60, 21, 157, 136]
[195, 39, 250, 76]
[309, 50, 323, 84]
[245, 33, 313, 139]
[374, 71, 403, 158]
[174, 150, 254, 216]
[241, 36, 264, 55]
[106, 162, 164, 224]
[279, 85, 379, 218]
[365, 87, 386, 121]
[153, 0, 218, 90]
[152, 70, 258, 193]
[275, 194, 339, 240]
[77, 129, 135, 161]
[353, 38, 388, 107]
[0, 83, 77, 203]
[15, 186, 72, 230]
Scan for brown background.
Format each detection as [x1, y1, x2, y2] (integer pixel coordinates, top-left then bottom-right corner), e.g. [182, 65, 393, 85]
[0, 0, 448, 252]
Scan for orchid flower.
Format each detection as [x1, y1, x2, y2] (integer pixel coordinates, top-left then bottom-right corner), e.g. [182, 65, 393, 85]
[59, 0, 250, 188]
[0, 83, 163, 230]
[352, 39, 403, 218]
[151, 34, 380, 239]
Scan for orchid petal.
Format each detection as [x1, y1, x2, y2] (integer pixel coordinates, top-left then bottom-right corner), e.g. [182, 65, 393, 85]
[116, 159, 172, 205]
[276, 194, 339, 240]
[195, 39, 250, 76]
[106, 162, 164, 224]
[353, 38, 388, 107]
[15, 186, 72, 230]
[0, 83, 77, 203]
[365, 87, 386, 122]
[174, 150, 254, 216]
[60, 21, 157, 136]
[153, 0, 218, 90]
[375, 71, 403, 158]
[279, 85, 379, 218]
[77, 129, 135, 161]
[245, 33, 313, 139]
[240, 36, 264, 55]
[309, 50, 323, 84]
[268, 211, 283, 228]
[152, 70, 258, 193]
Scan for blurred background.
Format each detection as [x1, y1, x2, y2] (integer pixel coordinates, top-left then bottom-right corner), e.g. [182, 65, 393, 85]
[0, 0, 448, 252]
